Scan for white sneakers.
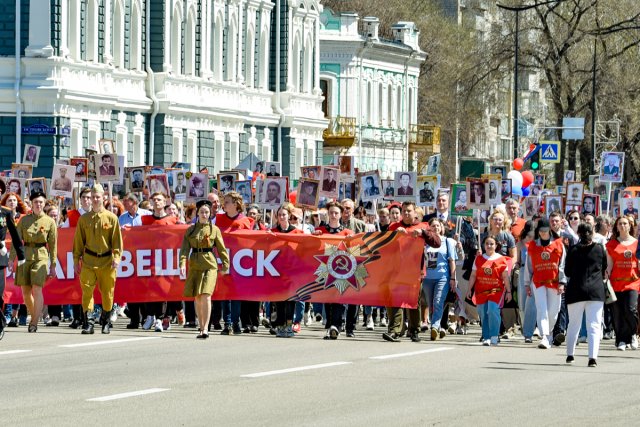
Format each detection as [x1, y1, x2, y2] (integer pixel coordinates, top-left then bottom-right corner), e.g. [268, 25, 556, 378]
[482, 339, 490, 346]
[631, 336, 638, 350]
[366, 317, 374, 330]
[538, 337, 551, 349]
[490, 336, 499, 346]
[154, 319, 163, 332]
[142, 315, 155, 330]
[617, 342, 626, 351]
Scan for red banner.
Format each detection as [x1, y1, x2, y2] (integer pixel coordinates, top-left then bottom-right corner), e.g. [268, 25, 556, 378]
[3, 227, 424, 308]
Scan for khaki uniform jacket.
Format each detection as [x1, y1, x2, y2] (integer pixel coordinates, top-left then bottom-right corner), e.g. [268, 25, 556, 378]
[73, 209, 123, 269]
[10, 213, 57, 266]
[179, 222, 230, 271]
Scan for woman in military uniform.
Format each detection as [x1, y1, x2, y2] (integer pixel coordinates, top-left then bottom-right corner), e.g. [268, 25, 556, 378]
[180, 200, 230, 339]
[9, 191, 57, 333]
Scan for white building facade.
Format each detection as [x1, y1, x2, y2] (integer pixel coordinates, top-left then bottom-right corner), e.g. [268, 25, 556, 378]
[0, 0, 326, 180]
[319, 9, 425, 178]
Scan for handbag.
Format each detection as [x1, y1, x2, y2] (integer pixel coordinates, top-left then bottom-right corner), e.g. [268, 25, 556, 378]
[604, 278, 617, 304]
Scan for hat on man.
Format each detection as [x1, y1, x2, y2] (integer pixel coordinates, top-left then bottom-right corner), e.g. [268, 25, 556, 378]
[29, 191, 47, 201]
[196, 199, 212, 210]
[91, 183, 105, 194]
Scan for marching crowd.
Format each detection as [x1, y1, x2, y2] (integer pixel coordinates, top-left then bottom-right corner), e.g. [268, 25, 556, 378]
[0, 180, 639, 369]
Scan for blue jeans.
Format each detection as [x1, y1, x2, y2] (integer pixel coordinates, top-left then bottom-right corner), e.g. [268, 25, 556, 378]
[293, 301, 304, 323]
[518, 267, 537, 338]
[222, 300, 241, 325]
[422, 276, 450, 330]
[478, 301, 501, 339]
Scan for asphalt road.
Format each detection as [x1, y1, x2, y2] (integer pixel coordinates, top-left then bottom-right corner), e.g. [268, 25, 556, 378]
[2, 318, 639, 426]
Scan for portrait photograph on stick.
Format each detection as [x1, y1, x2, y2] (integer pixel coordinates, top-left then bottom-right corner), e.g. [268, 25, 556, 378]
[235, 180, 253, 205]
[296, 179, 320, 208]
[50, 164, 75, 198]
[394, 171, 416, 200]
[261, 177, 287, 209]
[95, 153, 119, 183]
[98, 139, 115, 155]
[319, 166, 339, 199]
[70, 157, 88, 183]
[187, 173, 209, 201]
[466, 179, 488, 208]
[147, 174, 170, 198]
[565, 181, 584, 206]
[22, 144, 41, 166]
[11, 163, 33, 180]
[26, 177, 46, 197]
[599, 151, 624, 183]
[358, 171, 381, 202]
[581, 193, 599, 216]
[417, 175, 440, 206]
[544, 195, 563, 215]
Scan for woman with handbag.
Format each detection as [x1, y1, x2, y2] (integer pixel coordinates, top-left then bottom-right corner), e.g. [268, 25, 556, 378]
[423, 218, 458, 341]
[565, 223, 607, 367]
[605, 216, 640, 351]
[524, 218, 567, 349]
[466, 235, 511, 346]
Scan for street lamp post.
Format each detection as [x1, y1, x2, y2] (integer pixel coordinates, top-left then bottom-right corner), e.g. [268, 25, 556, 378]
[496, 0, 567, 162]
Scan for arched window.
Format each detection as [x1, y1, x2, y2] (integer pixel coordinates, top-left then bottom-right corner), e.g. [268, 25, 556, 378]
[303, 34, 313, 93]
[85, 0, 99, 62]
[396, 85, 402, 127]
[367, 81, 374, 125]
[171, 3, 183, 74]
[67, 0, 81, 59]
[211, 13, 224, 80]
[225, 15, 237, 81]
[245, 26, 255, 87]
[130, 1, 142, 70]
[388, 85, 394, 128]
[291, 32, 301, 92]
[112, 0, 124, 68]
[378, 83, 384, 127]
[185, 7, 196, 75]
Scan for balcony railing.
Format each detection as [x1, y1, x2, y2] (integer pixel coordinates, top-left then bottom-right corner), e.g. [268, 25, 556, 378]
[323, 116, 356, 147]
[409, 124, 441, 154]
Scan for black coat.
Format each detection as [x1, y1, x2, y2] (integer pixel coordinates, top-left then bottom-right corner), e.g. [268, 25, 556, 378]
[565, 242, 607, 304]
[0, 206, 25, 268]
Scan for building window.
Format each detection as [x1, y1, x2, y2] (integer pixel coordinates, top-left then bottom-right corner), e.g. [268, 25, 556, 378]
[185, 7, 196, 76]
[305, 140, 316, 166]
[396, 86, 402, 127]
[388, 85, 394, 128]
[116, 130, 128, 166]
[67, 0, 81, 59]
[172, 130, 183, 162]
[132, 133, 144, 165]
[130, 0, 142, 70]
[258, 28, 269, 89]
[245, 26, 255, 87]
[214, 132, 225, 173]
[320, 79, 329, 117]
[70, 120, 83, 157]
[229, 134, 239, 169]
[378, 83, 384, 127]
[367, 81, 374, 125]
[225, 15, 237, 81]
[171, 3, 183, 75]
[88, 121, 100, 150]
[186, 131, 198, 172]
[85, 0, 99, 62]
[303, 35, 313, 93]
[261, 129, 271, 161]
[212, 13, 224, 81]
[112, 0, 124, 68]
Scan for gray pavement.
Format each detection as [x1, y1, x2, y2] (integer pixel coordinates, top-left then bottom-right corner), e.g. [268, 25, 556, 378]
[1, 318, 639, 426]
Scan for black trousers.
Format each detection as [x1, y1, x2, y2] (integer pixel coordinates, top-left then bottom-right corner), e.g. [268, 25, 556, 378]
[345, 304, 359, 333]
[48, 305, 62, 318]
[273, 301, 295, 327]
[324, 303, 344, 329]
[612, 290, 639, 345]
[127, 302, 144, 325]
[240, 301, 260, 327]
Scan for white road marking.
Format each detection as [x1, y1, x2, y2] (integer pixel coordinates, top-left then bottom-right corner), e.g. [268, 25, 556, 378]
[59, 337, 161, 348]
[87, 388, 170, 402]
[242, 361, 352, 378]
[0, 350, 32, 356]
[369, 347, 453, 360]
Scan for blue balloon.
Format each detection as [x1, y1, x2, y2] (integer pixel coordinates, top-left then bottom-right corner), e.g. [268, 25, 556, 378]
[512, 187, 523, 196]
[522, 187, 530, 197]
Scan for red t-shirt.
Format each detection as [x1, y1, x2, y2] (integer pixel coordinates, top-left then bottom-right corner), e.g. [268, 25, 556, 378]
[606, 239, 640, 292]
[141, 214, 179, 226]
[215, 213, 254, 231]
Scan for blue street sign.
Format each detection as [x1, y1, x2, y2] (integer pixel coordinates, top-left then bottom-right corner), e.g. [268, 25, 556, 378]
[21, 124, 57, 135]
[540, 140, 560, 164]
[59, 126, 71, 136]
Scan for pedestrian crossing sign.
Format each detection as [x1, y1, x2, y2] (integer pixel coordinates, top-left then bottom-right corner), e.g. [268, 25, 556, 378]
[540, 140, 560, 164]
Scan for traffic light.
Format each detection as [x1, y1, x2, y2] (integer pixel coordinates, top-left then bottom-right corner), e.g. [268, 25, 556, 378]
[530, 147, 541, 170]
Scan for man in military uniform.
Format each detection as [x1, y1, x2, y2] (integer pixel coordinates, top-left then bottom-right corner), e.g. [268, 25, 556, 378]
[73, 184, 123, 334]
[0, 189, 25, 340]
[9, 192, 57, 333]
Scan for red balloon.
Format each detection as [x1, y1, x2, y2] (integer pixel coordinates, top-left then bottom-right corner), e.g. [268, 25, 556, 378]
[288, 190, 297, 204]
[521, 171, 534, 188]
[513, 158, 524, 170]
